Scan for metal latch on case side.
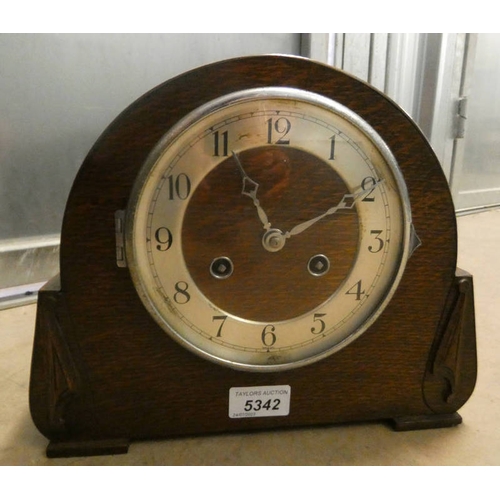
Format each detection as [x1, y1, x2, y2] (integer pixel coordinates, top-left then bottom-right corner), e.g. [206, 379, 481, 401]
[115, 210, 127, 268]
[410, 224, 422, 257]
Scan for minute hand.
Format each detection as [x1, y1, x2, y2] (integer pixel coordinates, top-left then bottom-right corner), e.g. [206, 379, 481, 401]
[284, 180, 384, 239]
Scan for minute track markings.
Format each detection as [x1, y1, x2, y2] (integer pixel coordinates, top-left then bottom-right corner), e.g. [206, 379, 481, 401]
[157, 133, 388, 328]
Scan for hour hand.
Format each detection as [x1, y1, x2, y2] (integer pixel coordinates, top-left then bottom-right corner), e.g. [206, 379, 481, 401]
[232, 151, 271, 231]
[285, 179, 384, 238]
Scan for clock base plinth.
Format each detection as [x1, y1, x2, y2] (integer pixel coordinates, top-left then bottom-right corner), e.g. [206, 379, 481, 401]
[42, 415, 464, 458]
[46, 438, 130, 459]
[390, 412, 462, 432]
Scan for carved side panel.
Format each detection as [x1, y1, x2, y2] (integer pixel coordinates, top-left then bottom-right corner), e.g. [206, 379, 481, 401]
[423, 268, 478, 413]
[29, 276, 81, 439]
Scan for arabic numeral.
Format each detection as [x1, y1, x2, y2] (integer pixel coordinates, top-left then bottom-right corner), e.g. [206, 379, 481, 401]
[267, 117, 291, 144]
[213, 130, 229, 157]
[329, 135, 336, 160]
[173, 281, 191, 304]
[212, 315, 228, 337]
[154, 227, 173, 251]
[361, 176, 377, 202]
[168, 174, 191, 200]
[244, 399, 281, 412]
[311, 313, 326, 334]
[368, 230, 384, 253]
[346, 280, 366, 301]
[261, 325, 276, 347]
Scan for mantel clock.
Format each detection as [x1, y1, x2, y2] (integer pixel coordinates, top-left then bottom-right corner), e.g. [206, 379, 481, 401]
[29, 55, 477, 458]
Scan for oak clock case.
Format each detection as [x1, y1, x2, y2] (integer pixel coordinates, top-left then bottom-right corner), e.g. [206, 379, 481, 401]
[29, 55, 477, 458]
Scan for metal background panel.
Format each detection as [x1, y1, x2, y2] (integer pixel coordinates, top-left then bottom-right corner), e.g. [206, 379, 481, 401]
[0, 33, 300, 300]
[451, 34, 500, 212]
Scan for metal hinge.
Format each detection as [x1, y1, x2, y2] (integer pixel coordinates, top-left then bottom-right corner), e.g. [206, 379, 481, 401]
[456, 96, 468, 139]
[115, 210, 127, 268]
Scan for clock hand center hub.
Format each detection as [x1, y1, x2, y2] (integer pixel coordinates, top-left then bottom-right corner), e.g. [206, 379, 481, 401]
[262, 228, 286, 252]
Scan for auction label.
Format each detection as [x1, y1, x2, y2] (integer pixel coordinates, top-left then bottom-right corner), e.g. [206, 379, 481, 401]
[229, 385, 291, 419]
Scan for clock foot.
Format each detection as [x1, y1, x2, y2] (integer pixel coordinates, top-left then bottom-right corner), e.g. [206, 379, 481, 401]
[46, 438, 130, 458]
[389, 412, 462, 431]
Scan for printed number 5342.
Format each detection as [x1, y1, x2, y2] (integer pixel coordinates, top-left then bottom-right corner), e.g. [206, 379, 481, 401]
[244, 399, 281, 412]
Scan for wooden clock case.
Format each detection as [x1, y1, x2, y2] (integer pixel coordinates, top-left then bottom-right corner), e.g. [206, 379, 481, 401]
[29, 55, 477, 458]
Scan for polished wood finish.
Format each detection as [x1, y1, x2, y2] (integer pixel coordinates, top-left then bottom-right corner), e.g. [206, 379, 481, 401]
[29, 55, 477, 457]
[183, 146, 359, 322]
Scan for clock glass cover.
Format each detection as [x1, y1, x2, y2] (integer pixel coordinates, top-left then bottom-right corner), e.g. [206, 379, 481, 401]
[125, 87, 412, 371]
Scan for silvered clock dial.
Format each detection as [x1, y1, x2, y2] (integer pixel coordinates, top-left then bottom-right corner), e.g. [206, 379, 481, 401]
[125, 87, 412, 371]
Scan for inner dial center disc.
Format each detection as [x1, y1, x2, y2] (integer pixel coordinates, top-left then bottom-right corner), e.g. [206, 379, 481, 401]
[182, 146, 360, 323]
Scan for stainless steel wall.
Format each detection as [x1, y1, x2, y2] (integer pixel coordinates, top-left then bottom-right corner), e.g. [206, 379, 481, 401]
[452, 34, 500, 212]
[0, 34, 300, 297]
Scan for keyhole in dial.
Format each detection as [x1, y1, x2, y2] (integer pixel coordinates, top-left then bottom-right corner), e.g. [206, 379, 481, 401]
[210, 256, 234, 279]
[308, 254, 330, 277]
